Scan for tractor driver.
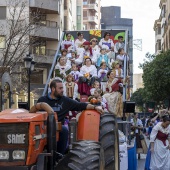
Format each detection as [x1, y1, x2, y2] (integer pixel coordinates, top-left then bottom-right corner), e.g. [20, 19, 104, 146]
[37, 79, 103, 155]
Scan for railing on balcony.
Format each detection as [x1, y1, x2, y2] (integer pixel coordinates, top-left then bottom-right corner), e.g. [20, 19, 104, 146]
[34, 20, 58, 28]
[83, 16, 98, 24]
[32, 48, 56, 56]
[83, 3, 98, 11]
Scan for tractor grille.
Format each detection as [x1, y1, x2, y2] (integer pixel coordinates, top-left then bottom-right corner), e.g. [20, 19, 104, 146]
[0, 123, 29, 145]
[0, 123, 29, 164]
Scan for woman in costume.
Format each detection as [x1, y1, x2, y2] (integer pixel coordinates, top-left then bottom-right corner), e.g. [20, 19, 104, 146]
[61, 32, 75, 52]
[54, 56, 71, 81]
[90, 38, 100, 56]
[78, 57, 98, 95]
[103, 71, 128, 117]
[74, 32, 86, 55]
[99, 32, 114, 52]
[149, 115, 170, 170]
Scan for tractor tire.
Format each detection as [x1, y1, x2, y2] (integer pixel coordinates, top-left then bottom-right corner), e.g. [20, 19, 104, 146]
[56, 140, 105, 170]
[100, 113, 120, 170]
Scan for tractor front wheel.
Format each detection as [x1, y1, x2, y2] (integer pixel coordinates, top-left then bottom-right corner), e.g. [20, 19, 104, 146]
[56, 140, 105, 170]
[100, 113, 120, 170]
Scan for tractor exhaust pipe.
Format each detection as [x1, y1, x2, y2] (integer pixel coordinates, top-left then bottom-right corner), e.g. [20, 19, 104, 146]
[29, 102, 54, 115]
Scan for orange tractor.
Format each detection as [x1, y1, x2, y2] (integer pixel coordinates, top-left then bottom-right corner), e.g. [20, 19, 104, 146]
[0, 102, 120, 170]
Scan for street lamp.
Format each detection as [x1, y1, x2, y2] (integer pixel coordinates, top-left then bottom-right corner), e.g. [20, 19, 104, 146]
[23, 54, 35, 110]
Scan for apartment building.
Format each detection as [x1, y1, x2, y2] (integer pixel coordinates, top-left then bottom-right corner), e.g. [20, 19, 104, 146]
[0, 0, 63, 89]
[83, 0, 101, 30]
[63, 0, 84, 31]
[154, 0, 170, 53]
[133, 73, 144, 92]
[153, 19, 162, 55]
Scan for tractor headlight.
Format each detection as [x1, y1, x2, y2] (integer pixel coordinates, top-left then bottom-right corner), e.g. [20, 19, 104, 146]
[0, 151, 9, 160]
[12, 150, 25, 160]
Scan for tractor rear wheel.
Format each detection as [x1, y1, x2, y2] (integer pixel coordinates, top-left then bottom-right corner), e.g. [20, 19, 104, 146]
[56, 140, 105, 170]
[99, 113, 120, 170]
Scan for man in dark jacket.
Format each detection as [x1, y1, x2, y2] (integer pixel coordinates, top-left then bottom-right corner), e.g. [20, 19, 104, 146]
[37, 79, 103, 154]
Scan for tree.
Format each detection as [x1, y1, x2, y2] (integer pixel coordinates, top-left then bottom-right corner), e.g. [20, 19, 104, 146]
[130, 88, 145, 111]
[140, 50, 170, 102]
[0, 0, 42, 89]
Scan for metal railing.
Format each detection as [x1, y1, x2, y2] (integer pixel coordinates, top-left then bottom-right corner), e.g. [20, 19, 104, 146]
[34, 20, 58, 28]
[32, 49, 56, 56]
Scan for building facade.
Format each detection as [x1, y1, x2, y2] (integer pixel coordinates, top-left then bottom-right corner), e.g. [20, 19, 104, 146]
[0, 0, 64, 97]
[154, 0, 170, 53]
[64, 0, 82, 31]
[83, 0, 101, 30]
[133, 73, 144, 92]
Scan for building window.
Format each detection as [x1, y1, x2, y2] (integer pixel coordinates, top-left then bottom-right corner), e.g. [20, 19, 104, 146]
[158, 26, 161, 34]
[30, 69, 43, 84]
[64, 0, 67, 9]
[0, 35, 5, 49]
[77, 6, 81, 30]
[83, 0, 88, 5]
[158, 40, 161, 51]
[33, 41, 46, 55]
[64, 16, 67, 30]
[83, 11, 87, 17]
[0, 7, 6, 19]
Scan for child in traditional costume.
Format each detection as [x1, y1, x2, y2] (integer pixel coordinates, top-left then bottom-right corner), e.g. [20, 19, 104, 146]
[64, 74, 78, 100]
[114, 36, 125, 54]
[90, 81, 100, 95]
[116, 48, 129, 68]
[69, 64, 82, 83]
[112, 61, 123, 78]
[96, 48, 109, 67]
[98, 62, 108, 92]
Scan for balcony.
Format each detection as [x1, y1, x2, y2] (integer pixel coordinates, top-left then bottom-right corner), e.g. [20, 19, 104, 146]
[29, 0, 60, 14]
[30, 23, 60, 40]
[83, 16, 98, 25]
[83, 3, 98, 12]
[32, 49, 56, 64]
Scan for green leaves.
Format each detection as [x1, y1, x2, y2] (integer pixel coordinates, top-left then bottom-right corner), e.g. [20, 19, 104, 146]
[142, 50, 170, 102]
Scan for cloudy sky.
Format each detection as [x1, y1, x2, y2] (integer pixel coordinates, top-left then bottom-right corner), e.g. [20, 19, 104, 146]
[100, 0, 160, 73]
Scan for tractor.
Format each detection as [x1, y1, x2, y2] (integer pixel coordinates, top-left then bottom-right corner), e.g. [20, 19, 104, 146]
[0, 102, 120, 170]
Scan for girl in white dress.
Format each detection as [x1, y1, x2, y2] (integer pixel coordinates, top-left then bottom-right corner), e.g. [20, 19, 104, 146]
[74, 32, 86, 55]
[150, 115, 170, 170]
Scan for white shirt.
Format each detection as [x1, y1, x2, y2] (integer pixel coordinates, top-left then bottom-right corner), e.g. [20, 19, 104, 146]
[69, 70, 82, 80]
[116, 54, 129, 61]
[99, 38, 114, 49]
[61, 39, 75, 51]
[98, 69, 108, 78]
[80, 65, 97, 77]
[150, 122, 170, 143]
[131, 118, 143, 133]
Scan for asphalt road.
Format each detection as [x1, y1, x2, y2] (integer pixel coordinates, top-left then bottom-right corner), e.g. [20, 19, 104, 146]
[137, 136, 149, 170]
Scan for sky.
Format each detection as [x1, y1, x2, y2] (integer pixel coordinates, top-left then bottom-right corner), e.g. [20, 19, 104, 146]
[100, 0, 160, 73]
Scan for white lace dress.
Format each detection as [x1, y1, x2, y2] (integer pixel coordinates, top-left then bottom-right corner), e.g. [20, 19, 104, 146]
[150, 122, 170, 170]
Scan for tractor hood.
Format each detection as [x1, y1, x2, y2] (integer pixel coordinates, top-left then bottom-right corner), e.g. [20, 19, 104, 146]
[0, 109, 48, 123]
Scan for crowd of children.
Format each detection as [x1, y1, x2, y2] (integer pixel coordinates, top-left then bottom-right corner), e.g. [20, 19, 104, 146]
[49, 31, 130, 117]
